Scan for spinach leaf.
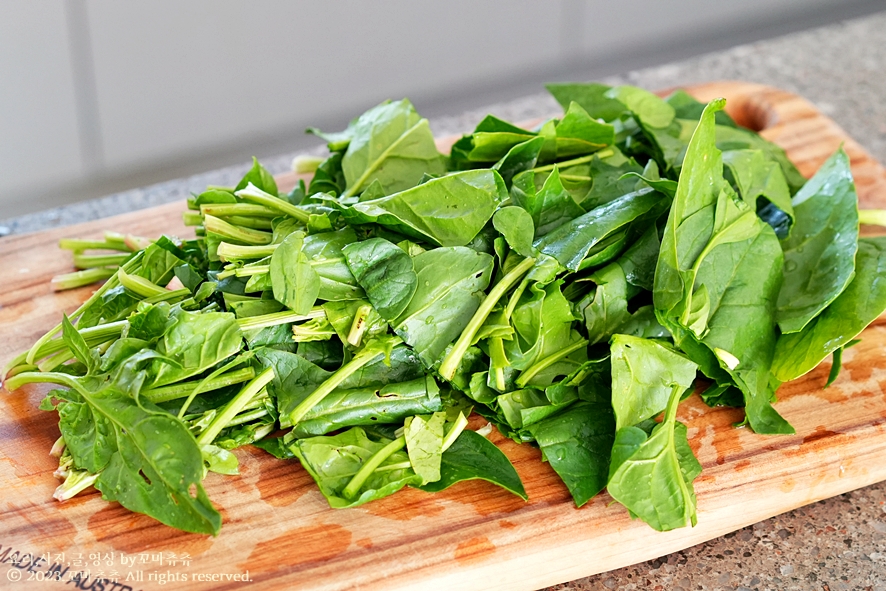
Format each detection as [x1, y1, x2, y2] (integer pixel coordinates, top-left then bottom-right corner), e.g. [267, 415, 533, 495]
[715, 124, 807, 194]
[583, 263, 630, 345]
[291, 427, 421, 508]
[343, 238, 417, 320]
[418, 429, 527, 499]
[292, 376, 442, 437]
[62, 313, 98, 374]
[510, 167, 585, 238]
[607, 384, 699, 531]
[252, 437, 296, 460]
[497, 388, 569, 429]
[492, 206, 536, 258]
[610, 335, 698, 431]
[449, 115, 536, 166]
[235, 156, 278, 196]
[772, 237, 886, 381]
[46, 376, 222, 535]
[394, 247, 494, 366]
[58, 397, 113, 473]
[493, 136, 545, 187]
[722, 149, 793, 225]
[270, 231, 320, 314]
[529, 401, 614, 507]
[302, 228, 364, 302]
[150, 309, 242, 388]
[580, 148, 645, 210]
[535, 187, 665, 271]
[607, 85, 676, 129]
[339, 99, 446, 197]
[776, 147, 859, 333]
[549, 101, 615, 159]
[340, 169, 507, 247]
[404, 411, 446, 484]
[505, 281, 582, 376]
[617, 225, 660, 291]
[653, 98, 792, 435]
[665, 89, 737, 127]
[257, 349, 332, 428]
[309, 152, 346, 197]
[545, 82, 626, 121]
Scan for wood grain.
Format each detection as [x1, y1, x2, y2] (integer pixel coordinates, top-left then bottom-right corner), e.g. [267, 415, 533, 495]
[2, 82, 886, 591]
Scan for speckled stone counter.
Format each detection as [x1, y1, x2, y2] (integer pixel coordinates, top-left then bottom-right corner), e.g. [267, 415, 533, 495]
[3, 11, 886, 591]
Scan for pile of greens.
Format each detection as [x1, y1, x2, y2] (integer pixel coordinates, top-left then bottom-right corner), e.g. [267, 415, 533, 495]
[5, 82, 886, 536]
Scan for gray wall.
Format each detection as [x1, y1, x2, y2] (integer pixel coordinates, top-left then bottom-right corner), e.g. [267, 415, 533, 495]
[0, 0, 874, 218]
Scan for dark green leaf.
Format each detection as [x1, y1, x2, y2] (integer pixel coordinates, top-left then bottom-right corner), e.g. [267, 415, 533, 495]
[394, 247, 494, 366]
[291, 427, 421, 508]
[270, 231, 320, 314]
[776, 147, 858, 333]
[545, 82, 626, 121]
[343, 238, 418, 320]
[235, 157, 278, 196]
[773, 237, 886, 381]
[492, 206, 536, 258]
[529, 401, 614, 507]
[418, 429, 527, 499]
[535, 188, 664, 271]
[340, 169, 507, 247]
[610, 335, 697, 431]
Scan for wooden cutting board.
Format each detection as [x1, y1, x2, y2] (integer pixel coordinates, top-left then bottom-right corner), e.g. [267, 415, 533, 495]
[2, 81, 886, 591]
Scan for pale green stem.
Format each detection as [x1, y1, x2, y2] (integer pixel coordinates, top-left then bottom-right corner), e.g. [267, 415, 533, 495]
[73, 252, 130, 269]
[347, 304, 373, 347]
[289, 345, 389, 426]
[200, 203, 278, 218]
[142, 367, 256, 404]
[197, 368, 275, 445]
[859, 209, 886, 226]
[51, 267, 117, 291]
[235, 184, 310, 224]
[118, 269, 166, 298]
[438, 257, 536, 381]
[216, 242, 278, 262]
[441, 412, 469, 452]
[342, 436, 406, 499]
[203, 214, 273, 245]
[237, 308, 324, 331]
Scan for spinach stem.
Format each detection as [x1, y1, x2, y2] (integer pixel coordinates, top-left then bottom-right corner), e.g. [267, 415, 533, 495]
[236, 308, 324, 331]
[216, 242, 278, 263]
[441, 411, 469, 452]
[530, 151, 611, 174]
[341, 435, 406, 499]
[26, 252, 144, 365]
[51, 268, 117, 291]
[489, 338, 509, 391]
[200, 203, 278, 218]
[203, 214, 273, 245]
[143, 367, 256, 404]
[859, 209, 886, 226]
[438, 257, 536, 381]
[73, 252, 130, 269]
[196, 367, 275, 445]
[289, 345, 388, 426]
[118, 269, 167, 298]
[58, 238, 132, 252]
[347, 304, 373, 347]
[235, 184, 311, 224]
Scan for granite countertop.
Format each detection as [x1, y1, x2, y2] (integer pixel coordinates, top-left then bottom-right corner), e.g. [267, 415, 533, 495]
[3, 11, 886, 591]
